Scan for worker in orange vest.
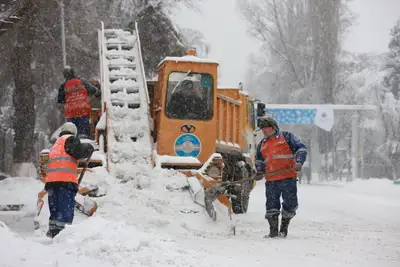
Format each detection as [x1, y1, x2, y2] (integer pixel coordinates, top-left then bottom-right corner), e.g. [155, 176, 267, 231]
[45, 122, 94, 238]
[255, 116, 307, 238]
[57, 66, 100, 139]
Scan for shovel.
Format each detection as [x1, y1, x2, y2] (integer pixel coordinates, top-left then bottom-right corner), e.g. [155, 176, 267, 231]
[33, 190, 47, 230]
[0, 204, 25, 211]
[74, 153, 99, 216]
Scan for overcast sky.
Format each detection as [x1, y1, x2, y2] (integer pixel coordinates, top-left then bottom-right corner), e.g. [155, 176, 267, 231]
[173, 0, 400, 86]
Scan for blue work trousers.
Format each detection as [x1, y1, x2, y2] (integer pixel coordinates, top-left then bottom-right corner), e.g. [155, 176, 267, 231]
[265, 178, 298, 219]
[47, 187, 76, 237]
[66, 116, 90, 138]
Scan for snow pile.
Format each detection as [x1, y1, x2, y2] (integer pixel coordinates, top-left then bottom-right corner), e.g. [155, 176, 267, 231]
[0, 220, 112, 267]
[53, 216, 203, 267]
[93, 167, 234, 236]
[79, 166, 114, 196]
[53, 217, 150, 263]
[0, 167, 237, 266]
[1, 171, 399, 266]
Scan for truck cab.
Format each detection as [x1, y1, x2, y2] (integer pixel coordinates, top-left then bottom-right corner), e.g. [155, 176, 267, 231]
[149, 49, 219, 168]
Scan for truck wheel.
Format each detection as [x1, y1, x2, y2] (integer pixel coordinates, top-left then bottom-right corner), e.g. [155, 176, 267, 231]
[231, 164, 252, 214]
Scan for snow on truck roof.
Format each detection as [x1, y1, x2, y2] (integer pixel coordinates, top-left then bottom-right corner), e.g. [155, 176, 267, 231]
[218, 86, 239, 89]
[217, 87, 250, 96]
[158, 55, 219, 66]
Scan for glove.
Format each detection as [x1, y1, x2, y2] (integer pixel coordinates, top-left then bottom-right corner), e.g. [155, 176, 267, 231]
[89, 145, 95, 155]
[80, 161, 88, 168]
[86, 143, 95, 155]
[295, 163, 302, 172]
[95, 89, 101, 98]
[255, 160, 265, 173]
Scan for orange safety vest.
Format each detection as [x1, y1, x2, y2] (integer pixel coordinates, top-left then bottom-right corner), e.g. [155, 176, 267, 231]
[45, 135, 79, 184]
[64, 78, 91, 118]
[260, 134, 297, 181]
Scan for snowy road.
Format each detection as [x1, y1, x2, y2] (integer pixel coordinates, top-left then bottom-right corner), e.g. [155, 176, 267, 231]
[174, 180, 400, 267]
[1, 173, 399, 267]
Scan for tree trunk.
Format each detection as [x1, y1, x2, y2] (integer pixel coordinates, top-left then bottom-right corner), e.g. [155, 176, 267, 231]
[11, 0, 37, 164]
[310, 0, 340, 171]
[310, 0, 340, 104]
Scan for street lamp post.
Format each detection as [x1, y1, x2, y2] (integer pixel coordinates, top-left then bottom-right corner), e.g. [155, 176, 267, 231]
[60, 0, 66, 67]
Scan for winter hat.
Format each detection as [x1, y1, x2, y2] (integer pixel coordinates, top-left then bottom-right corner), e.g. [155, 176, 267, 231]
[60, 122, 78, 136]
[258, 116, 279, 132]
[63, 66, 75, 80]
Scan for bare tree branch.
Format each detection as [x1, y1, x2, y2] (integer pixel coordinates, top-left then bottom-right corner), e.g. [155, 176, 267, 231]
[271, 0, 304, 88]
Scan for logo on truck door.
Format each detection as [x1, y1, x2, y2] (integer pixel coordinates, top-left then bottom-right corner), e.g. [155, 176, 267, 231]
[174, 134, 201, 157]
[180, 124, 196, 133]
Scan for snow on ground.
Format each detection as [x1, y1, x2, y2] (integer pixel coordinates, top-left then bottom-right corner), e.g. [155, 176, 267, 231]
[1, 172, 399, 267]
[0, 177, 43, 228]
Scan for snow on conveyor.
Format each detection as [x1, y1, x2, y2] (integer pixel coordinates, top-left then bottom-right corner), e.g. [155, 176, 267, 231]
[1, 173, 399, 267]
[100, 26, 152, 181]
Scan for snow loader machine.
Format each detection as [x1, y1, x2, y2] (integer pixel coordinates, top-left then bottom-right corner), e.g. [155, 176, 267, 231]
[146, 52, 263, 218]
[38, 22, 266, 222]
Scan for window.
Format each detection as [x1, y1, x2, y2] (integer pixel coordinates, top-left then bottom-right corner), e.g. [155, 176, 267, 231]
[250, 101, 256, 130]
[165, 72, 214, 120]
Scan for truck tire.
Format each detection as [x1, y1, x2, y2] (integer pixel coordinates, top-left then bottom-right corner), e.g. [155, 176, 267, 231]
[231, 163, 252, 214]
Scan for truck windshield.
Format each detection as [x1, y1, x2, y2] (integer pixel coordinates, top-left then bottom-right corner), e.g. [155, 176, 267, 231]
[165, 72, 214, 120]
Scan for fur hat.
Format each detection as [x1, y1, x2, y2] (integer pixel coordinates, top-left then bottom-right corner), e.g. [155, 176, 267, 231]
[258, 116, 279, 131]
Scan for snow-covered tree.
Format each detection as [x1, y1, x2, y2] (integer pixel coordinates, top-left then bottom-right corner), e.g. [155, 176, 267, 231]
[133, 4, 187, 78]
[373, 17, 400, 180]
[0, 0, 204, 174]
[239, 0, 349, 161]
[239, 0, 346, 105]
[389, 19, 400, 59]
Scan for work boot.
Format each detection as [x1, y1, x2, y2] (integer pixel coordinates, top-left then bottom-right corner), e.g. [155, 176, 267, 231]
[266, 215, 279, 238]
[279, 217, 291, 237]
[46, 228, 62, 239]
[46, 230, 56, 239]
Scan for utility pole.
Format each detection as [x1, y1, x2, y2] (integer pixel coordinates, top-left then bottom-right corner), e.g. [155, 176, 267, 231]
[60, 0, 66, 67]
